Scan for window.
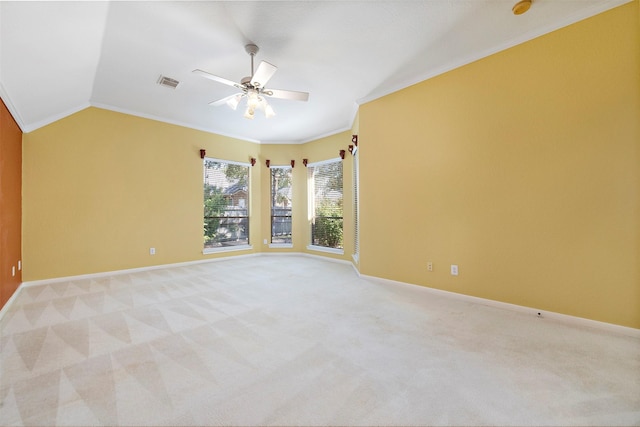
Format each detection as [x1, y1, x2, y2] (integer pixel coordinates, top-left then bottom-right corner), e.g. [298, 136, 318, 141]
[308, 159, 343, 252]
[270, 167, 293, 245]
[353, 149, 360, 262]
[203, 158, 250, 251]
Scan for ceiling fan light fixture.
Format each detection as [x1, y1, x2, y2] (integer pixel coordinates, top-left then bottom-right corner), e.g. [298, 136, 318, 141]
[264, 104, 276, 119]
[244, 106, 255, 120]
[246, 89, 260, 109]
[195, 44, 308, 120]
[226, 94, 242, 110]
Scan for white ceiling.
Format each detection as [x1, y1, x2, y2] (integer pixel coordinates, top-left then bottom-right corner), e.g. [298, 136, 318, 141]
[0, 0, 629, 144]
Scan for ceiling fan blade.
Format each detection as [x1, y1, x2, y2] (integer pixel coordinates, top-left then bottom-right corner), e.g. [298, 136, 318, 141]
[250, 61, 277, 88]
[193, 69, 243, 89]
[266, 88, 309, 102]
[209, 93, 243, 108]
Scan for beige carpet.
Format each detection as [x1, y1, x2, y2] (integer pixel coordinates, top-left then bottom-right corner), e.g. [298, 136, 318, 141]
[0, 255, 638, 426]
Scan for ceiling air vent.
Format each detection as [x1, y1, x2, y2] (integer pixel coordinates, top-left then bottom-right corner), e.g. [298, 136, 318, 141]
[157, 75, 181, 89]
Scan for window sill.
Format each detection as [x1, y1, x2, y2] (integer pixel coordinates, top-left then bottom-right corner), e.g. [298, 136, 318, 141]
[307, 245, 344, 255]
[269, 243, 293, 249]
[203, 244, 253, 255]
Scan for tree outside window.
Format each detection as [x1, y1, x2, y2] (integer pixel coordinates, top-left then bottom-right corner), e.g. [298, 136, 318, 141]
[308, 160, 343, 249]
[203, 160, 250, 249]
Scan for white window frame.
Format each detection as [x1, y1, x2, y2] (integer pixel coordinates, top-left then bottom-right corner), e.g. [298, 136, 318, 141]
[202, 157, 252, 254]
[307, 157, 344, 255]
[269, 165, 293, 248]
[352, 148, 360, 264]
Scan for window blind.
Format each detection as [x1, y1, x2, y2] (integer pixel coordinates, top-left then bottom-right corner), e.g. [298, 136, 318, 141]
[353, 151, 359, 261]
[270, 166, 293, 244]
[203, 158, 250, 249]
[308, 159, 343, 249]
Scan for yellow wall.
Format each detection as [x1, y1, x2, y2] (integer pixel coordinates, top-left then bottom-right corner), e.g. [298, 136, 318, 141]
[22, 108, 261, 280]
[21, 3, 638, 329]
[359, 2, 640, 328]
[22, 108, 355, 280]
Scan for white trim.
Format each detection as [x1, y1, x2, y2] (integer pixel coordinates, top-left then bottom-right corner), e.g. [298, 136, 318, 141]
[0, 284, 26, 322]
[350, 260, 360, 276]
[0, 88, 90, 134]
[268, 243, 293, 249]
[359, 273, 640, 339]
[6, 252, 636, 338]
[203, 244, 253, 255]
[257, 252, 353, 267]
[296, 252, 353, 266]
[90, 103, 316, 146]
[20, 103, 91, 133]
[258, 139, 307, 145]
[90, 102, 263, 144]
[357, 0, 633, 106]
[0, 252, 327, 322]
[0, 83, 28, 132]
[18, 253, 260, 289]
[203, 156, 251, 168]
[306, 157, 342, 168]
[203, 159, 251, 254]
[298, 102, 360, 145]
[306, 245, 344, 255]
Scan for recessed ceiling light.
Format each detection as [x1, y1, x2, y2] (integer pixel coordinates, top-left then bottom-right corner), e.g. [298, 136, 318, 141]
[512, 0, 532, 15]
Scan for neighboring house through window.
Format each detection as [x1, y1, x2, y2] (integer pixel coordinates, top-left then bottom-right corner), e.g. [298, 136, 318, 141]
[203, 158, 250, 252]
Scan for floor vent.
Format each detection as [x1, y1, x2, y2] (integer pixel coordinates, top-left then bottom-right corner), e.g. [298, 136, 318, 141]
[157, 75, 181, 89]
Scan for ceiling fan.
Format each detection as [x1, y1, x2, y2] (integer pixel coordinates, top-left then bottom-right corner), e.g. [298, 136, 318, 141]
[193, 44, 309, 120]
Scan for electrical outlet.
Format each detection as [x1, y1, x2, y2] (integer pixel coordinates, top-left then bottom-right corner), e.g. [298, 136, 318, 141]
[427, 261, 433, 272]
[149, 247, 156, 255]
[263, 239, 268, 245]
[450, 264, 458, 276]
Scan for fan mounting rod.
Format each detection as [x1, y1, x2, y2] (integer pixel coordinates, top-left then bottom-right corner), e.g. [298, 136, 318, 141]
[245, 43, 259, 76]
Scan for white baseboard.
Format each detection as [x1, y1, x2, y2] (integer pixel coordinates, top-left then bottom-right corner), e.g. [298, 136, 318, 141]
[19, 253, 261, 288]
[4, 253, 637, 339]
[0, 251, 352, 321]
[298, 252, 354, 266]
[0, 253, 266, 322]
[0, 284, 26, 322]
[13, 251, 350, 290]
[358, 273, 640, 339]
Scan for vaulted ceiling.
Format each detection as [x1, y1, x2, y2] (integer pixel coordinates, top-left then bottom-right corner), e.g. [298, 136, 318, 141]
[0, 0, 629, 144]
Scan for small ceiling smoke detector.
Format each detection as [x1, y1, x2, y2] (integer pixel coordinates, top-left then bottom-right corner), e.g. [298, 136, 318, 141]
[157, 75, 181, 89]
[512, 0, 532, 15]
